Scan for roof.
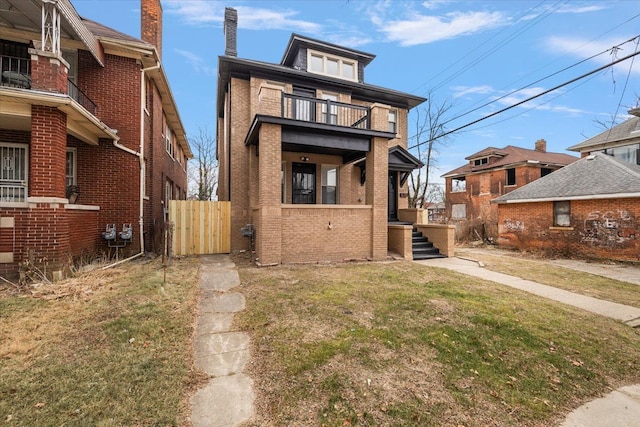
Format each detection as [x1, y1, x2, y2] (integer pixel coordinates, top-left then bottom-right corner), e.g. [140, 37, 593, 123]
[492, 152, 640, 203]
[567, 114, 640, 152]
[442, 145, 578, 178]
[82, 18, 146, 45]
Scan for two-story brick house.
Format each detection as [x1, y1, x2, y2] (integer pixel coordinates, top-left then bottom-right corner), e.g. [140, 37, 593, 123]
[216, 8, 435, 265]
[0, 0, 191, 278]
[442, 139, 577, 240]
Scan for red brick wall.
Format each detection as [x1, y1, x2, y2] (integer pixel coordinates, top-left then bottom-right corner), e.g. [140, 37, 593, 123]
[497, 198, 640, 262]
[30, 53, 68, 93]
[30, 106, 67, 197]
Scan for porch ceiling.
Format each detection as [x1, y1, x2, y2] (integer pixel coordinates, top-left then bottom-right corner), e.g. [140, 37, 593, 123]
[0, 88, 118, 145]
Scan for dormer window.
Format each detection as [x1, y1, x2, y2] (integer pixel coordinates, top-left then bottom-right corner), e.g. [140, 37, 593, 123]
[307, 49, 357, 81]
[473, 157, 488, 166]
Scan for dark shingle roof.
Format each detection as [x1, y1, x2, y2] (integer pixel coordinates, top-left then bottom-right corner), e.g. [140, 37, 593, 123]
[442, 145, 578, 178]
[492, 152, 640, 203]
[567, 115, 640, 152]
[82, 18, 147, 45]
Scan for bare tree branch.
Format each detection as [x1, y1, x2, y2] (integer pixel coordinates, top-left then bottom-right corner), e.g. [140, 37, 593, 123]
[187, 127, 218, 200]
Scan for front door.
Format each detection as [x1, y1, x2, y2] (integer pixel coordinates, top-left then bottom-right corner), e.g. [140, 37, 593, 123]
[388, 171, 398, 221]
[292, 162, 316, 204]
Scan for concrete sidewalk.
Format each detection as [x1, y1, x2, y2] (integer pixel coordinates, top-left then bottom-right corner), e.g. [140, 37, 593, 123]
[416, 255, 640, 427]
[189, 254, 254, 427]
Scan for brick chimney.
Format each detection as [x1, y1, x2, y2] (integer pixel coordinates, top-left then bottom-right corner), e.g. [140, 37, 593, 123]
[141, 0, 162, 58]
[534, 138, 547, 152]
[224, 7, 238, 57]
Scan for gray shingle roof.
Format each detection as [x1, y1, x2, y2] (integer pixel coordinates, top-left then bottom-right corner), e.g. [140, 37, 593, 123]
[567, 115, 640, 152]
[492, 152, 640, 203]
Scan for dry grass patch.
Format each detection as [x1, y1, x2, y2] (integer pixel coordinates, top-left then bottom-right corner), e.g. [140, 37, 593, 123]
[234, 257, 640, 426]
[456, 247, 640, 308]
[0, 256, 204, 426]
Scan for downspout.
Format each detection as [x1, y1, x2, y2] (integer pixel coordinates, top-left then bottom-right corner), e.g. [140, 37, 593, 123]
[107, 61, 160, 269]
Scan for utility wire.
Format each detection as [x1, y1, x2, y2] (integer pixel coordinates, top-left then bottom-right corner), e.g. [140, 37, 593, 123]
[441, 35, 640, 127]
[408, 48, 640, 150]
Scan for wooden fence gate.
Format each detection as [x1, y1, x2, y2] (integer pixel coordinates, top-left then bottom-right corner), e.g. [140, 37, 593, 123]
[169, 200, 231, 255]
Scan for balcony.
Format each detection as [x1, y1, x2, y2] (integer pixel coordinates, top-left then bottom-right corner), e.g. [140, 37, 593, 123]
[1, 53, 97, 115]
[281, 93, 370, 129]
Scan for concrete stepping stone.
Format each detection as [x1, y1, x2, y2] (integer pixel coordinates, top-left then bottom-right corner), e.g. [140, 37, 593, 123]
[190, 373, 254, 427]
[194, 332, 250, 377]
[200, 292, 245, 313]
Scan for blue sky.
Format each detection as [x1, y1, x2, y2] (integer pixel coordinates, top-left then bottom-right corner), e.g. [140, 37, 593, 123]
[71, 0, 640, 183]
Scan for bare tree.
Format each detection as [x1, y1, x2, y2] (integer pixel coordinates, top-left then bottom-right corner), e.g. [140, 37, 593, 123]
[187, 127, 218, 200]
[408, 91, 454, 208]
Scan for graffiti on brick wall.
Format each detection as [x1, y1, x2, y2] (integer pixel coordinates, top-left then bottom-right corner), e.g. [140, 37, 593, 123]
[580, 210, 637, 246]
[502, 219, 525, 231]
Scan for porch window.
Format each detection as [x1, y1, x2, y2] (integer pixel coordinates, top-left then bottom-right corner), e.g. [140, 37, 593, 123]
[388, 110, 397, 133]
[66, 148, 76, 187]
[0, 143, 27, 202]
[292, 162, 316, 204]
[506, 168, 516, 186]
[554, 201, 571, 227]
[321, 165, 338, 204]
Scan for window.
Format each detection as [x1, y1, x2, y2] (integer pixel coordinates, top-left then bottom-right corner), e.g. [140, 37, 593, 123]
[307, 49, 357, 81]
[474, 157, 488, 166]
[164, 179, 173, 220]
[506, 168, 516, 186]
[541, 167, 553, 177]
[452, 203, 467, 220]
[322, 165, 338, 204]
[62, 50, 78, 85]
[388, 110, 397, 133]
[602, 143, 640, 165]
[0, 143, 27, 202]
[321, 93, 338, 125]
[452, 177, 466, 192]
[163, 114, 174, 158]
[554, 201, 571, 227]
[66, 148, 76, 187]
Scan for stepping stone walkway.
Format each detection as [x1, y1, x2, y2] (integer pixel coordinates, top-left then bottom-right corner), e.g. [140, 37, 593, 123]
[190, 255, 254, 427]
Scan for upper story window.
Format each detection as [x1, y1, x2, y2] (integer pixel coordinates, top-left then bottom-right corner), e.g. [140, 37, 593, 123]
[473, 157, 488, 166]
[506, 168, 516, 186]
[307, 49, 357, 81]
[388, 110, 397, 133]
[452, 177, 466, 193]
[163, 114, 174, 158]
[600, 143, 640, 165]
[62, 50, 77, 84]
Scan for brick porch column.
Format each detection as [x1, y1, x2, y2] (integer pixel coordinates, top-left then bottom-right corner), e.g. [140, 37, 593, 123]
[256, 123, 282, 265]
[29, 49, 69, 94]
[365, 136, 388, 260]
[26, 105, 71, 274]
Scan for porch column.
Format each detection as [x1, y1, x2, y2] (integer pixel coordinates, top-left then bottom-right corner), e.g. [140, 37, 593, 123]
[256, 123, 282, 265]
[365, 136, 388, 260]
[25, 105, 71, 275]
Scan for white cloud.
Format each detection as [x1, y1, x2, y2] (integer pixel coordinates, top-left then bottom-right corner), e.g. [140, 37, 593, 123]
[174, 49, 216, 76]
[422, 0, 454, 10]
[451, 85, 494, 98]
[380, 11, 506, 46]
[164, 1, 321, 33]
[556, 5, 606, 14]
[545, 36, 640, 74]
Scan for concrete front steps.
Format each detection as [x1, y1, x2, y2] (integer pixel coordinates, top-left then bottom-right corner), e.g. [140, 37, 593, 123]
[412, 227, 446, 260]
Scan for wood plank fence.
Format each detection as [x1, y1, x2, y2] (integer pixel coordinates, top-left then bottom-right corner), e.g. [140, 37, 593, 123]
[169, 200, 231, 255]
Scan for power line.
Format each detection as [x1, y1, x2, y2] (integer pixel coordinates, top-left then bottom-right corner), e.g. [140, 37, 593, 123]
[408, 48, 640, 150]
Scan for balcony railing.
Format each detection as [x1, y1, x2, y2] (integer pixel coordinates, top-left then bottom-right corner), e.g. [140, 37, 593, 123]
[1, 54, 97, 115]
[68, 79, 97, 115]
[282, 93, 370, 129]
[0, 54, 31, 89]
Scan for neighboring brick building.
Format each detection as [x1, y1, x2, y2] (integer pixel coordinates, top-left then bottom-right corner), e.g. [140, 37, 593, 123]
[216, 8, 441, 265]
[492, 152, 640, 262]
[0, 0, 192, 278]
[441, 139, 577, 240]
